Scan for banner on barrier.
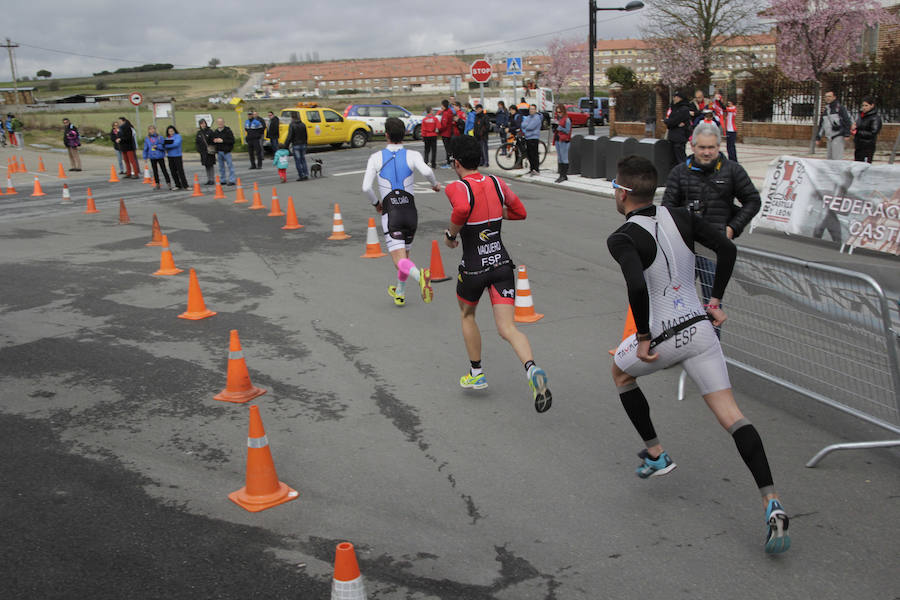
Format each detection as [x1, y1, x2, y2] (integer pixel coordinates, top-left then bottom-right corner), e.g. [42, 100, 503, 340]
[753, 156, 900, 255]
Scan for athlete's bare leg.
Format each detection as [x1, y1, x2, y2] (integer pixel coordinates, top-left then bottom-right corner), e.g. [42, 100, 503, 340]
[459, 299, 482, 362]
[492, 303, 534, 364]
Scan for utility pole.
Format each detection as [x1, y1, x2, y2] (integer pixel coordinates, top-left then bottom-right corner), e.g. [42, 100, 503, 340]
[1, 38, 19, 102]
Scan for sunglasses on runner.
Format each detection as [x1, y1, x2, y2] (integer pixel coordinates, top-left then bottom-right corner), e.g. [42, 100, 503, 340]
[611, 179, 633, 191]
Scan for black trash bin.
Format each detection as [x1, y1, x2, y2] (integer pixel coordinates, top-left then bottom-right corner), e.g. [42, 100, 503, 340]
[605, 136, 634, 181]
[635, 138, 674, 186]
[569, 134, 584, 175]
[581, 135, 609, 179]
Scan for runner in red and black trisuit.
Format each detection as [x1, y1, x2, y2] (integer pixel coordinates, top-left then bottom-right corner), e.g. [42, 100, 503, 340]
[443, 135, 551, 412]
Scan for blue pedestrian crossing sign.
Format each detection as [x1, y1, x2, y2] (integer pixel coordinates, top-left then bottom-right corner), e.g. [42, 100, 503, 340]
[506, 57, 523, 76]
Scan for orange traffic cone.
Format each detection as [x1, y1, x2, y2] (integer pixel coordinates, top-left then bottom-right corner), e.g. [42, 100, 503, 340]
[57, 162, 67, 179]
[153, 235, 184, 276]
[228, 405, 298, 512]
[84, 188, 100, 214]
[30, 176, 46, 197]
[37, 157, 46, 173]
[18, 156, 27, 172]
[7, 157, 15, 174]
[108, 165, 120, 183]
[178, 268, 217, 320]
[191, 173, 203, 197]
[118, 199, 131, 224]
[213, 175, 226, 199]
[248, 184, 266, 210]
[327, 203, 351, 240]
[146, 213, 165, 246]
[142, 163, 153, 184]
[282, 197, 303, 230]
[214, 329, 266, 403]
[234, 178, 247, 203]
[609, 307, 637, 355]
[267, 188, 284, 216]
[331, 542, 367, 600]
[514, 265, 544, 323]
[429, 239, 450, 282]
[60, 183, 72, 204]
[5, 168, 16, 195]
[360, 217, 386, 258]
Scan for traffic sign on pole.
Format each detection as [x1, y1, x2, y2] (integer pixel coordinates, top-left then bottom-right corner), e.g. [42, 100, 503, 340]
[506, 57, 522, 76]
[129, 92, 143, 106]
[470, 60, 492, 84]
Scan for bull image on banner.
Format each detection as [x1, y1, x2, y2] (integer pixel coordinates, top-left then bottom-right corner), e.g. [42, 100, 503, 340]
[753, 156, 900, 256]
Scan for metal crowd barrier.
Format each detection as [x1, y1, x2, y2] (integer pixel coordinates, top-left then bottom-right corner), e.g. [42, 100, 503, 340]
[680, 246, 900, 467]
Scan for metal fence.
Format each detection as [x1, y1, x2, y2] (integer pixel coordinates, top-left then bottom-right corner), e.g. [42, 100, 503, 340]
[616, 87, 656, 124]
[681, 246, 900, 466]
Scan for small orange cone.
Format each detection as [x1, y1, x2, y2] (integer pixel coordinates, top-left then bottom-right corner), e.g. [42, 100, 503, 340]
[327, 203, 351, 240]
[178, 268, 217, 320]
[57, 162, 67, 179]
[514, 265, 544, 323]
[248, 182, 264, 209]
[429, 239, 451, 282]
[37, 157, 46, 173]
[7, 157, 15, 174]
[228, 405, 298, 512]
[18, 156, 27, 172]
[267, 188, 284, 216]
[108, 165, 120, 183]
[153, 235, 184, 276]
[30, 176, 46, 197]
[214, 329, 266, 403]
[282, 197, 303, 230]
[146, 213, 164, 246]
[191, 173, 203, 197]
[360, 217, 386, 258]
[84, 188, 100, 214]
[234, 178, 247, 203]
[59, 183, 72, 204]
[142, 163, 153, 184]
[5, 169, 16, 195]
[213, 175, 226, 199]
[609, 307, 637, 355]
[118, 199, 131, 224]
[331, 542, 367, 599]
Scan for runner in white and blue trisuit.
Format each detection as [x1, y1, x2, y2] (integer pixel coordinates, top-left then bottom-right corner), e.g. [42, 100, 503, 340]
[362, 117, 441, 306]
[607, 155, 790, 554]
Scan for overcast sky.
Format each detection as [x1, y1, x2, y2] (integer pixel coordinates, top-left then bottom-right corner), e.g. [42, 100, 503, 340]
[5, 0, 646, 79]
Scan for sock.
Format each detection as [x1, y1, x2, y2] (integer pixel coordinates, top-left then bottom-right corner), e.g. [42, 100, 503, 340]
[470, 360, 483, 376]
[396, 280, 406, 296]
[728, 419, 775, 496]
[408, 265, 420, 282]
[617, 383, 659, 447]
[524, 360, 535, 373]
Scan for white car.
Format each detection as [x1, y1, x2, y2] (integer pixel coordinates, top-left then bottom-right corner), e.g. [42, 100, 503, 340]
[343, 102, 424, 140]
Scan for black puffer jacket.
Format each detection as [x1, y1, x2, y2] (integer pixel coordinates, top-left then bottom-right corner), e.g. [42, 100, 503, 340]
[664, 99, 695, 144]
[854, 108, 882, 147]
[661, 153, 760, 238]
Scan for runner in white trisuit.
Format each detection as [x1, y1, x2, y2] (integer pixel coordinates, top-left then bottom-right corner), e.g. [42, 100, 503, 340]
[362, 117, 440, 307]
[607, 155, 790, 554]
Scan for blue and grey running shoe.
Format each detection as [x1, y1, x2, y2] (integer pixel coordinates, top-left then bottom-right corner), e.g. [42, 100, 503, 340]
[764, 499, 791, 554]
[636, 449, 677, 479]
[527, 365, 552, 413]
[460, 372, 488, 389]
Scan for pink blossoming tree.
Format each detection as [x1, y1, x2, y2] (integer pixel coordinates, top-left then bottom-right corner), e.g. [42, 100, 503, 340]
[538, 37, 588, 100]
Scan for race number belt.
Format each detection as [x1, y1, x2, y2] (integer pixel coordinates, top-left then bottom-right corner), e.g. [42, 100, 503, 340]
[649, 314, 711, 349]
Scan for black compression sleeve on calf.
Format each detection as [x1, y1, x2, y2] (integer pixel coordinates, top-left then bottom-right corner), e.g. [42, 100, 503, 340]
[730, 421, 774, 492]
[618, 383, 658, 444]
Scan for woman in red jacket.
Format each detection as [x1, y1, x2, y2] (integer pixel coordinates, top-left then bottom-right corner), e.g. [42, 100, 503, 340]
[553, 104, 572, 183]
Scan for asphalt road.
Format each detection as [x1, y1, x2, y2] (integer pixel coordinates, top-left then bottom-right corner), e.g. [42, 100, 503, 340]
[0, 140, 898, 600]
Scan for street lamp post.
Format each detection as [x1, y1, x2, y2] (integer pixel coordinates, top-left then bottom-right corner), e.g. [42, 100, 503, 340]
[588, 0, 644, 135]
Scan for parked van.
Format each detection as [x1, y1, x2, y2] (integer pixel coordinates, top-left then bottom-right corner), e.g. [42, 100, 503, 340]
[577, 97, 610, 125]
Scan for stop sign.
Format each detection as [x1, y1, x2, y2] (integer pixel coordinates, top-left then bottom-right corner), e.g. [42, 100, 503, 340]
[470, 60, 492, 83]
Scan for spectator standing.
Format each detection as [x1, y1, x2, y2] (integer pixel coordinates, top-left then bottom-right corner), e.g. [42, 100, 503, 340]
[164, 126, 189, 190]
[266, 111, 280, 157]
[438, 99, 455, 167]
[507, 105, 524, 169]
[816, 90, 852, 160]
[553, 104, 571, 183]
[283, 113, 308, 181]
[7, 114, 23, 147]
[5, 114, 16, 147]
[421, 107, 439, 168]
[464, 104, 476, 136]
[723, 99, 739, 162]
[111, 121, 125, 174]
[495, 101, 509, 156]
[142, 125, 171, 190]
[692, 89, 706, 114]
[212, 118, 236, 185]
[852, 97, 882, 163]
[517, 97, 529, 113]
[116, 117, 140, 178]
[663, 90, 694, 167]
[521, 104, 542, 175]
[195, 119, 217, 185]
[473, 104, 491, 167]
[454, 102, 467, 136]
[62, 118, 82, 171]
[244, 109, 266, 169]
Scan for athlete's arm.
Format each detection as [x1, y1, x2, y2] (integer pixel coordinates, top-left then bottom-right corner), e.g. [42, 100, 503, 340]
[607, 231, 651, 337]
[691, 213, 737, 299]
[361, 154, 380, 206]
[408, 150, 440, 191]
[444, 181, 469, 248]
[497, 178, 526, 220]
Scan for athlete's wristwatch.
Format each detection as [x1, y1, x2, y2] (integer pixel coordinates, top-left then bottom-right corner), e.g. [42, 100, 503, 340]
[444, 229, 457, 241]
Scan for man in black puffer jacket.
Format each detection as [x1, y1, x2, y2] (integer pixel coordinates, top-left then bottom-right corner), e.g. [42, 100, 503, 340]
[663, 90, 696, 167]
[661, 120, 760, 313]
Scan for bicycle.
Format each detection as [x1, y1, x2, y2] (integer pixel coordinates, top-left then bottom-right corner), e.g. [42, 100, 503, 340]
[495, 133, 546, 171]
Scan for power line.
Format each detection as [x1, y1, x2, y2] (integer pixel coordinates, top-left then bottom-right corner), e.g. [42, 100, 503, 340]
[12, 40, 204, 68]
[458, 12, 640, 53]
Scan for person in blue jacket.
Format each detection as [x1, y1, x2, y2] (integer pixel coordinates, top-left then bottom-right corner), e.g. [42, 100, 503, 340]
[521, 104, 543, 175]
[164, 126, 189, 190]
[142, 125, 171, 190]
[464, 104, 476, 135]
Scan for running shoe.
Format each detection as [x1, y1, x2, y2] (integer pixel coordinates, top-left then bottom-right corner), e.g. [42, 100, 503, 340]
[635, 449, 677, 478]
[527, 365, 552, 413]
[764, 499, 791, 554]
[460, 372, 488, 389]
[419, 268, 433, 303]
[388, 285, 405, 307]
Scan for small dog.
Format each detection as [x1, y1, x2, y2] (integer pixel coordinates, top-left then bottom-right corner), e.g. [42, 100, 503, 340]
[310, 159, 323, 178]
